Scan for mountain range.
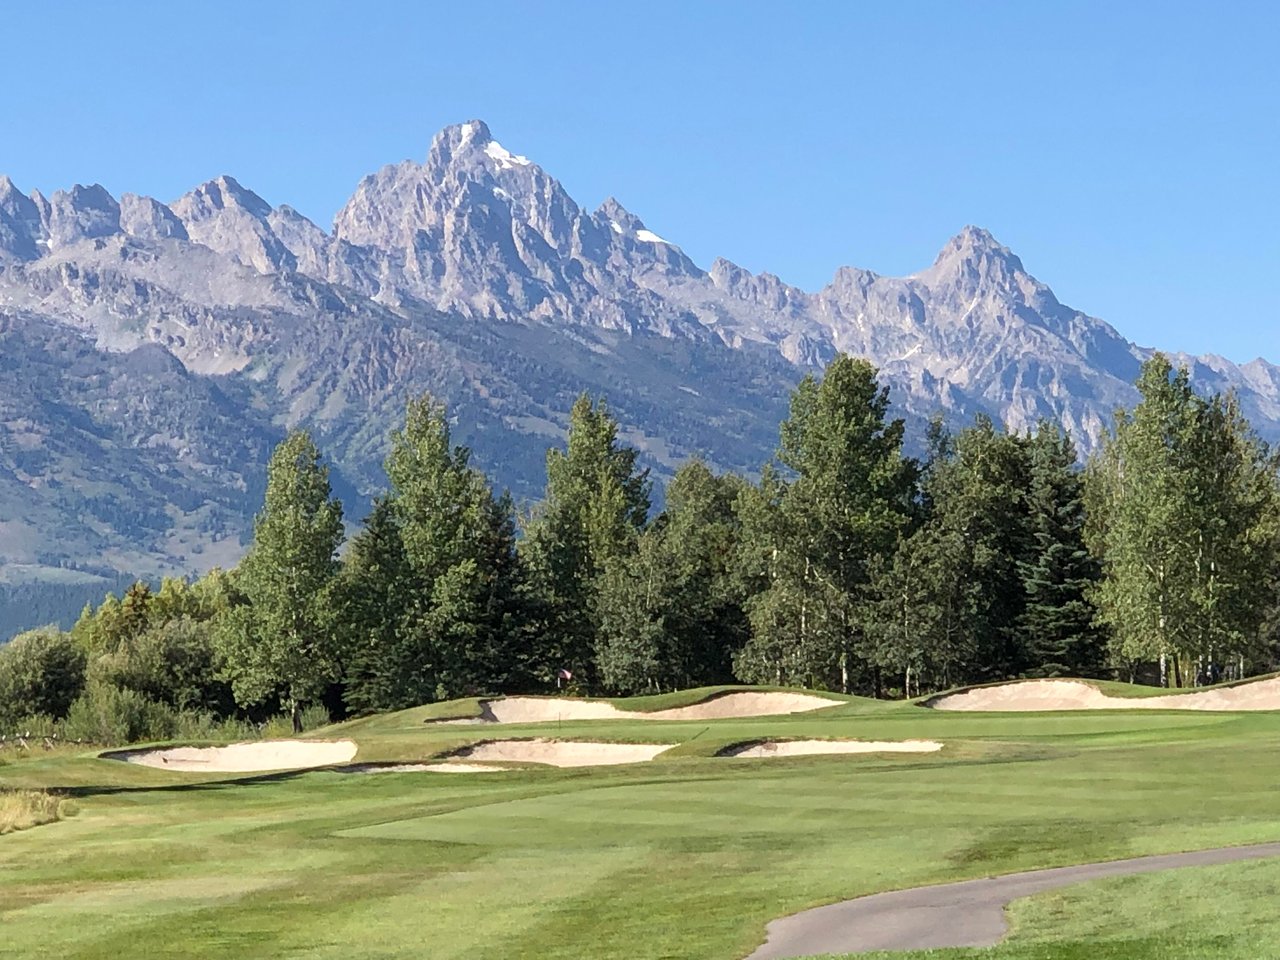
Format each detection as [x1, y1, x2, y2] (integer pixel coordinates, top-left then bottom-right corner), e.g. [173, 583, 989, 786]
[2, 119, 1278, 631]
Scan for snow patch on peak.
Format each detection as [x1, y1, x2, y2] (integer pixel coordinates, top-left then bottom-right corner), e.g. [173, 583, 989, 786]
[484, 140, 531, 170]
[609, 220, 623, 234]
[635, 229, 668, 245]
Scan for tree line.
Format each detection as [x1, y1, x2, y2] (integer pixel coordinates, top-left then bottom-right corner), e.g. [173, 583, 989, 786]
[3, 353, 1278, 741]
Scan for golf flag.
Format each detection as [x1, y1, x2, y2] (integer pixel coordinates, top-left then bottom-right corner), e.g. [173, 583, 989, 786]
[557, 668, 573, 681]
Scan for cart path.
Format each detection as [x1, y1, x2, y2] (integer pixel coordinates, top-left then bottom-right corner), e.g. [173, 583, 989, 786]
[745, 840, 1280, 958]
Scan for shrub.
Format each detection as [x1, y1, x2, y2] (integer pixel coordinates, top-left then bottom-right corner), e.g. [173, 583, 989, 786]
[300, 703, 332, 732]
[62, 682, 178, 746]
[0, 629, 86, 728]
[258, 704, 331, 739]
[89, 617, 230, 714]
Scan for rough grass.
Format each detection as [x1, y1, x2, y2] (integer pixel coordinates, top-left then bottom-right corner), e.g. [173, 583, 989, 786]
[0, 788, 73, 834]
[3, 686, 1280, 958]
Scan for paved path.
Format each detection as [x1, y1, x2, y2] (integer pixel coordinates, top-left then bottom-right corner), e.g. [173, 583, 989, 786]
[746, 841, 1280, 959]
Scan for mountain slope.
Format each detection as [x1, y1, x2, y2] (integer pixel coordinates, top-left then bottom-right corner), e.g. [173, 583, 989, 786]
[0, 119, 1276, 633]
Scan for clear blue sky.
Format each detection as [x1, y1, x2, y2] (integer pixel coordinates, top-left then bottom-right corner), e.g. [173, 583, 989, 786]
[2, 1, 1275, 362]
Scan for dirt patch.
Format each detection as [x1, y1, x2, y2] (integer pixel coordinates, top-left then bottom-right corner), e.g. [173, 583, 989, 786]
[928, 677, 1280, 712]
[721, 739, 943, 758]
[436, 691, 840, 725]
[448, 739, 673, 767]
[106, 739, 358, 772]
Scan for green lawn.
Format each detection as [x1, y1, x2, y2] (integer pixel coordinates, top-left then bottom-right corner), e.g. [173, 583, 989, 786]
[2, 688, 1279, 959]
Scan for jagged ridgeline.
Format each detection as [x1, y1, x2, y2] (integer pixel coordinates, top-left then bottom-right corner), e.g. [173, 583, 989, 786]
[2, 120, 1279, 634]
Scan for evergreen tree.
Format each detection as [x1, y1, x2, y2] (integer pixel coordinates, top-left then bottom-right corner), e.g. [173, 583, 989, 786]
[215, 431, 344, 730]
[521, 394, 651, 687]
[924, 416, 1034, 679]
[1017, 422, 1105, 677]
[733, 357, 918, 691]
[339, 397, 523, 711]
[595, 461, 748, 693]
[863, 415, 1075, 691]
[337, 498, 413, 713]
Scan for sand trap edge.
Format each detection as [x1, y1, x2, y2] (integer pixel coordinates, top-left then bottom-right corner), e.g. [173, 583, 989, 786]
[338, 762, 507, 774]
[426, 690, 845, 725]
[444, 737, 676, 768]
[718, 738, 944, 758]
[103, 738, 359, 773]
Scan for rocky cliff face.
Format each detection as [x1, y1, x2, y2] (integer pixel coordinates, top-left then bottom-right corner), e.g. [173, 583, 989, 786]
[1, 119, 1276, 606]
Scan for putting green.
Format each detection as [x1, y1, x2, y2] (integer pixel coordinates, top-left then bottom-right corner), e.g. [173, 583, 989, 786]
[3, 684, 1280, 960]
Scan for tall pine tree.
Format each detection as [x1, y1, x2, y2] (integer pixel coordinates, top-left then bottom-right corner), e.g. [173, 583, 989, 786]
[520, 394, 650, 688]
[1017, 422, 1104, 677]
[733, 357, 918, 691]
[339, 396, 523, 711]
[216, 431, 344, 731]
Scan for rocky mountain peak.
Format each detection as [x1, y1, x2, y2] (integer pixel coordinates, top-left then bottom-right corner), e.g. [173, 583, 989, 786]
[913, 225, 1030, 301]
[119, 193, 189, 242]
[171, 176, 292, 274]
[45, 183, 121, 249]
[0, 176, 45, 260]
[929, 225, 1021, 269]
[596, 196, 646, 234]
[433, 118, 494, 154]
[175, 176, 273, 221]
[426, 118, 539, 179]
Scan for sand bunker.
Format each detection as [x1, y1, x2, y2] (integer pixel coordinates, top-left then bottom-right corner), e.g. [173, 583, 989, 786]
[722, 739, 943, 758]
[448, 739, 673, 767]
[342, 762, 506, 774]
[107, 739, 358, 772]
[929, 677, 1280, 712]
[437, 691, 840, 725]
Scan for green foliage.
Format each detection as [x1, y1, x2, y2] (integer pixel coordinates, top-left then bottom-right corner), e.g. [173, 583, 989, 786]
[924, 415, 1036, 679]
[1087, 355, 1280, 684]
[340, 397, 524, 712]
[862, 525, 977, 695]
[521, 394, 652, 687]
[1018, 422, 1105, 677]
[89, 616, 230, 714]
[734, 356, 918, 690]
[861, 416, 1105, 695]
[16, 352, 1278, 722]
[596, 462, 748, 694]
[0, 628, 87, 729]
[62, 681, 179, 746]
[215, 431, 344, 724]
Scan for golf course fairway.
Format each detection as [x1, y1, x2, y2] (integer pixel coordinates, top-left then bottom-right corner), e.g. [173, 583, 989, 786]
[4, 684, 1280, 959]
